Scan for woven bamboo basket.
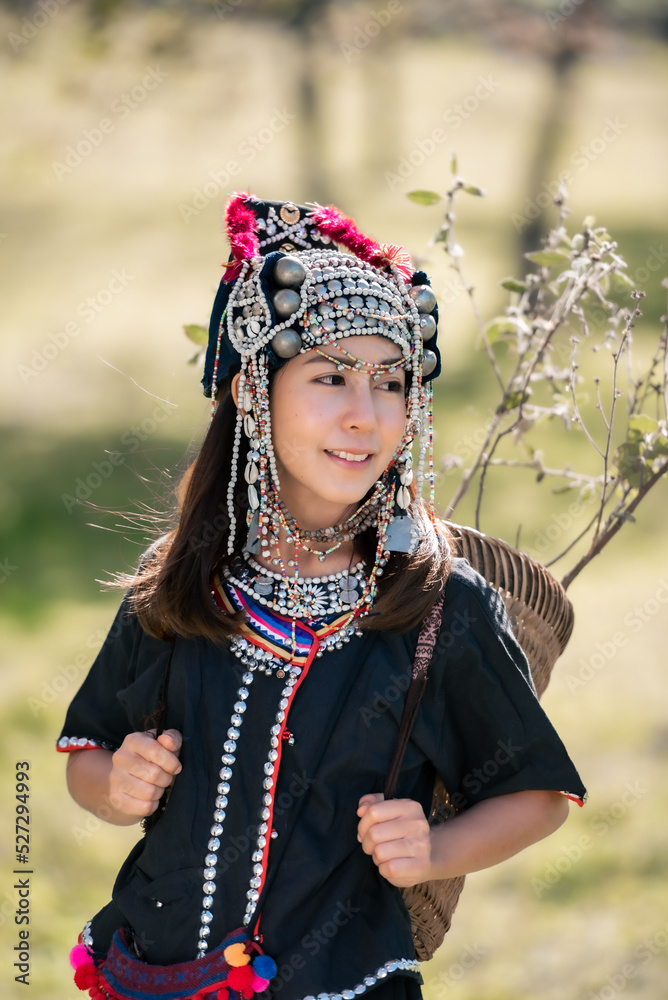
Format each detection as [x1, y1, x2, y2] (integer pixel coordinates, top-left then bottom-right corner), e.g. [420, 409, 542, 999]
[401, 522, 574, 961]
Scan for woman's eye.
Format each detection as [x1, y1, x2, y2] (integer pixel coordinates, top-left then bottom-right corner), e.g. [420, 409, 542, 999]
[315, 373, 345, 386]
[380, 379, 404, 392]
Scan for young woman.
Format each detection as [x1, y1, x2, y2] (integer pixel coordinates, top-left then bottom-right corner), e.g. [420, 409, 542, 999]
[59, 194, 586, 1000]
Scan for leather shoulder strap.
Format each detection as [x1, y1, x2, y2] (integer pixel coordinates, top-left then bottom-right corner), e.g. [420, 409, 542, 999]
[384, 593, 444, 800]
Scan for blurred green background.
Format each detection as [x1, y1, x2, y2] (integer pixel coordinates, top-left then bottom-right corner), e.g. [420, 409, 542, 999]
[1, 1, 668, 997]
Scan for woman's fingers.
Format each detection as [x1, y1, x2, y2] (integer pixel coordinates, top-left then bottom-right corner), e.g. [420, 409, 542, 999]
[109, 730, 184, 817]
[157, 728, 183, 759]
[357, 795, 420, 842]
[356, 796, 432, 886]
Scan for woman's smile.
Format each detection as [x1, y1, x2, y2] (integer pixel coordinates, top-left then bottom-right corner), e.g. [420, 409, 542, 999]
[324, 449, 374, 466]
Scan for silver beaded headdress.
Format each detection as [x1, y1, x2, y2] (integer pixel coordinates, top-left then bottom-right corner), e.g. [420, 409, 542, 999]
[203, 193, 441, 620]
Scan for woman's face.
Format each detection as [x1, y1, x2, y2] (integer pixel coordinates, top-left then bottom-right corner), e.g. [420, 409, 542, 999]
[268, 335, 407, 528]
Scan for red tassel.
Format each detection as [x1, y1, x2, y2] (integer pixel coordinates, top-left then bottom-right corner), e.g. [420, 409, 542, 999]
[74, 963, 98, 990]
[227, 964, 254, 991]
[223, 192, 259, 282]
[310, 205, 382, 263]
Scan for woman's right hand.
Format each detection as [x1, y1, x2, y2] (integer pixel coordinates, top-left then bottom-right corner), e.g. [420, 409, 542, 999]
[108, 729, 183, 820]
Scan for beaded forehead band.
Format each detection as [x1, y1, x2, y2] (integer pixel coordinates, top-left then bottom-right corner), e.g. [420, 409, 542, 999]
[203, 193, 441, 632]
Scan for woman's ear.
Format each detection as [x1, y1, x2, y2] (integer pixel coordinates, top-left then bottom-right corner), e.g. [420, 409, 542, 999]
[231, 373, 242, 410]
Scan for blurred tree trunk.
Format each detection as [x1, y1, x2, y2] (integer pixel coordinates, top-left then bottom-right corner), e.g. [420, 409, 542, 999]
[519, 44, 579, 263]
[518, 0, 614, 265]
[291, 0, 332, 203]
[361, 42, 402, 179]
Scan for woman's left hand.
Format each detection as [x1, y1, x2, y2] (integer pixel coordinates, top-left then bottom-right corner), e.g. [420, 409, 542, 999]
[357, 793, 431, 888]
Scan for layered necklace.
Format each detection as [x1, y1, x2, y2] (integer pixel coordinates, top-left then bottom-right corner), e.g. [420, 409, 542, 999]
[216, 483, 396, 670]
[225, 553, 368, 618]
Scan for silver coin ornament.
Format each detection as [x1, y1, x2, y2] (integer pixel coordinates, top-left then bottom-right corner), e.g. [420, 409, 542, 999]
[272, 288, 301, 319]
[409, 284, 437, 314]
[422, 349, 438, 377]
[270, 328, 303, 359]
[419, 314, 437, 340]
[274, 256, 306, 289]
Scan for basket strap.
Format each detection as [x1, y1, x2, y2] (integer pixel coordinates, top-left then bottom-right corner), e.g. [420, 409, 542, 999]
[384, 593, 444, 801]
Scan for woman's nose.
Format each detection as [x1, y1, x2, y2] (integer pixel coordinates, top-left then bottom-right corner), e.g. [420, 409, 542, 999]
[345, 383, 378, 432]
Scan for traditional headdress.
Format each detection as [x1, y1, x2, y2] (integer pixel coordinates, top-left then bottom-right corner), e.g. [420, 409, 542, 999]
[203, 193, 441, 627]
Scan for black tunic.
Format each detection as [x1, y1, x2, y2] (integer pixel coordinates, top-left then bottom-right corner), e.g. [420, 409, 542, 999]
[58, 558, 586, 1000]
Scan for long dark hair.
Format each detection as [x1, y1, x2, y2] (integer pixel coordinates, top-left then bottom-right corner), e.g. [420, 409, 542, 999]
[123, 373, 452, 642]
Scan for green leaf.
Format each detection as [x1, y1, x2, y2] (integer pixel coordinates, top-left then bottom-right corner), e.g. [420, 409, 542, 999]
[485, 318, 518, 344]
[500, 277, 526, 293]
[497, 390, 525, 413]
[406, 190, 442, 206]
[610, 270, 634, 290]
[614, 440, 645, 488]
[525, 250, 570, 268]
[462, 184, 486, 197]
[433, 225, 450, 244]
[629, 413, 659, 442]
[184, 323, 209, 346]
[450, 152, 458, 176]
[648, 437, 668, 458]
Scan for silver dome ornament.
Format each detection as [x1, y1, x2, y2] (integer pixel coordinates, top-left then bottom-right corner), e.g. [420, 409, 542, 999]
[422, 349, 438, 377]
[409, 285, 437, 314]
[272, 288, 301, 319]
[419, 314, 437, 341]
[273, 255, 306, 288]
[270, 328, 302, 359]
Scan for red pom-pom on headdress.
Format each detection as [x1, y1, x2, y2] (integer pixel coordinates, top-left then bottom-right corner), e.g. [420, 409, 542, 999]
[222, 192, 260, 283]
[309, 205, 413, 282]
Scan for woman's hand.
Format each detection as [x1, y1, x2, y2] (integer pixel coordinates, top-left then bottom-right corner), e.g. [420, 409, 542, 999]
[357, 793, 432, 888]
[66, 728, 183, 826]
[109, 729, 183, 820]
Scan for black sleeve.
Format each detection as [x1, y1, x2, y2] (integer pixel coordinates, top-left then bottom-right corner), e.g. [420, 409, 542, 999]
[56, 595, 172, 753]
[413, 559, 587, 810]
